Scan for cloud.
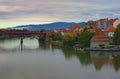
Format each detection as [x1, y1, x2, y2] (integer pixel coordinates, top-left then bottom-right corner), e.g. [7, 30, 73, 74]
[0, 5, 20, 12]
[0, 0, 120, 22]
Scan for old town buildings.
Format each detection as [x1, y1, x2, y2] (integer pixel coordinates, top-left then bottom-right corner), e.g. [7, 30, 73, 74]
[54, 18, 120, 48]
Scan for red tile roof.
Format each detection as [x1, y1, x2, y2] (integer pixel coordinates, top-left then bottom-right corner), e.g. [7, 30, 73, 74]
[57, 24, 84, 34]
[91, 29, 109, 41]
[68, 24, 83, 34]
[69, 24, 80, 30]
[104, 25, 115, 32]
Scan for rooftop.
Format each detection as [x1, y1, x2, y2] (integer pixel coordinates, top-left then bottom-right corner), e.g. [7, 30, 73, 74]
[104, 25, 116, 32]
[91, 29, 109, 41]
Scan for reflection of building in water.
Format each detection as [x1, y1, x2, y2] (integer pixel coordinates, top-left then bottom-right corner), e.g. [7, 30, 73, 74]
[90, 52, 113, 70]
[66, 51, 118, 69]
[91, 58, 113, 70]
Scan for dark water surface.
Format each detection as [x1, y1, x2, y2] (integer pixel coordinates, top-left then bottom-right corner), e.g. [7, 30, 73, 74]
[0, 38, 120, 79]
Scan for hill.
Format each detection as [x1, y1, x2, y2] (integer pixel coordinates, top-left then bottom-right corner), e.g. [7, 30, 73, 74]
[13, 22, 86, 30]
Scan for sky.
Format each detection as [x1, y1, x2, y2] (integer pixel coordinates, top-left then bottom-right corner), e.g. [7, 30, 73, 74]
[0, 0, 120, 28]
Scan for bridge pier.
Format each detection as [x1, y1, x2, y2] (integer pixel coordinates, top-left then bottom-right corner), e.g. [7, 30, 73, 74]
[38, 32, 50, 42]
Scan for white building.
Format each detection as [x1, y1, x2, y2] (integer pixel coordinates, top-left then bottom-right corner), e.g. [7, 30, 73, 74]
[113, 20, 120, 28]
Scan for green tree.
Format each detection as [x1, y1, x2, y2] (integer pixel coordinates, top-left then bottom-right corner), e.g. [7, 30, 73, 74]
[77, 28, 93, 48]
[113, 24, 120, 45]
[50, 32, 62, 41]
[62, 33, 75, 47]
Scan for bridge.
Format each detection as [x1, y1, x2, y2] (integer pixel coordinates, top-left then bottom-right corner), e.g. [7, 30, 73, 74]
[0, 31, 51, 41]
[0, 31, 50, 35]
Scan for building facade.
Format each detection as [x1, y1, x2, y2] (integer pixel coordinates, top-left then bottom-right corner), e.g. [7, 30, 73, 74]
[90, 29, 110, 48]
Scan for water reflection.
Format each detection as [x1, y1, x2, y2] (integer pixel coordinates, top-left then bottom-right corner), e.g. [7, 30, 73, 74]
[90, 52, 112, 70]
[0, 38, 40, 51]
[0, 38, 120, 72]
[39, 42, 50, 49]
[20, 37, 23, 51]
[112, 54, 120, 72]
[0, 38, 120, 79]
[62, 47, 120, 71]
[90, 52, 120, 71]
[0, 38, 20, 50]
[61, 47, 75, 60]
[77, 52, 91, 66]
[58, 45, 120, 71]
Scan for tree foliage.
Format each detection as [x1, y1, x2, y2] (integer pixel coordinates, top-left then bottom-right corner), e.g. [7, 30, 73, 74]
[50, 32, 62, 41]
[77, 28, 94, 48]
[113, 24, 120, 45]
[62, 33, 76, 47]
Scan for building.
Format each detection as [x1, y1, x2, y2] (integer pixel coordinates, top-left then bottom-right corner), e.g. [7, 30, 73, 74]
[57, 24, 84, 35]
[86, 20, 95, 28]
[86, 18, 119, 29]
[68, 24, 83, 34]
[108, 18, 118, 26]
[104, 25, 115, 38]
[90, 29, 110, 48]
[113, 19, 120, 28]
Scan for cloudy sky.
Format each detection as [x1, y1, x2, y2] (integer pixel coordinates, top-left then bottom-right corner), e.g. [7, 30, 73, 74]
[0, 0, 120, 28]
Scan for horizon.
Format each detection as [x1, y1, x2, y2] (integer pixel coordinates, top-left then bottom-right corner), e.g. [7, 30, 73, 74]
[0, 22, 52, 28]
[0, 21, 87, 28]
[0, 0, 120, 28]
[0, 17, 119, 28]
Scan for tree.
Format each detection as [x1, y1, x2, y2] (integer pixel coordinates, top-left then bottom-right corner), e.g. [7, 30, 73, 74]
[50, 32, 62, 41]
[77, 28, 93, 48]
[62, 33, 75, 47]
[113, 24, 120, 45]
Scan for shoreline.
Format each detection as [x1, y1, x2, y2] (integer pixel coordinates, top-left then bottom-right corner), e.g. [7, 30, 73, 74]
[83, 48, 120, 52]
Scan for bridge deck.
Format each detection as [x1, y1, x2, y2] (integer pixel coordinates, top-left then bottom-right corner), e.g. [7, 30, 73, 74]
[0, 31, 50, 35]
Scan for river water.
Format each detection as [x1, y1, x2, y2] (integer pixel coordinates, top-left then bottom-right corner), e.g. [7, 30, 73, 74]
[0, 38, 120, 79]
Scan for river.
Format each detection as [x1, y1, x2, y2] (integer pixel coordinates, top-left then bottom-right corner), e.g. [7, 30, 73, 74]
[0, 38, 120, 79]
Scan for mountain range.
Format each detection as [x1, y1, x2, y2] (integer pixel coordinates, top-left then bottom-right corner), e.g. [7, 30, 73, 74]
[13, 22, 86, 30]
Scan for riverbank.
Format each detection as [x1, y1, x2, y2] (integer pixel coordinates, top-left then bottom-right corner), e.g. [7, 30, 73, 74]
[84, 48, 120, 52]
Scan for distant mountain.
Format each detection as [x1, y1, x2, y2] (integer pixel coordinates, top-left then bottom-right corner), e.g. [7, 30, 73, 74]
[13, 22, 86, 30]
